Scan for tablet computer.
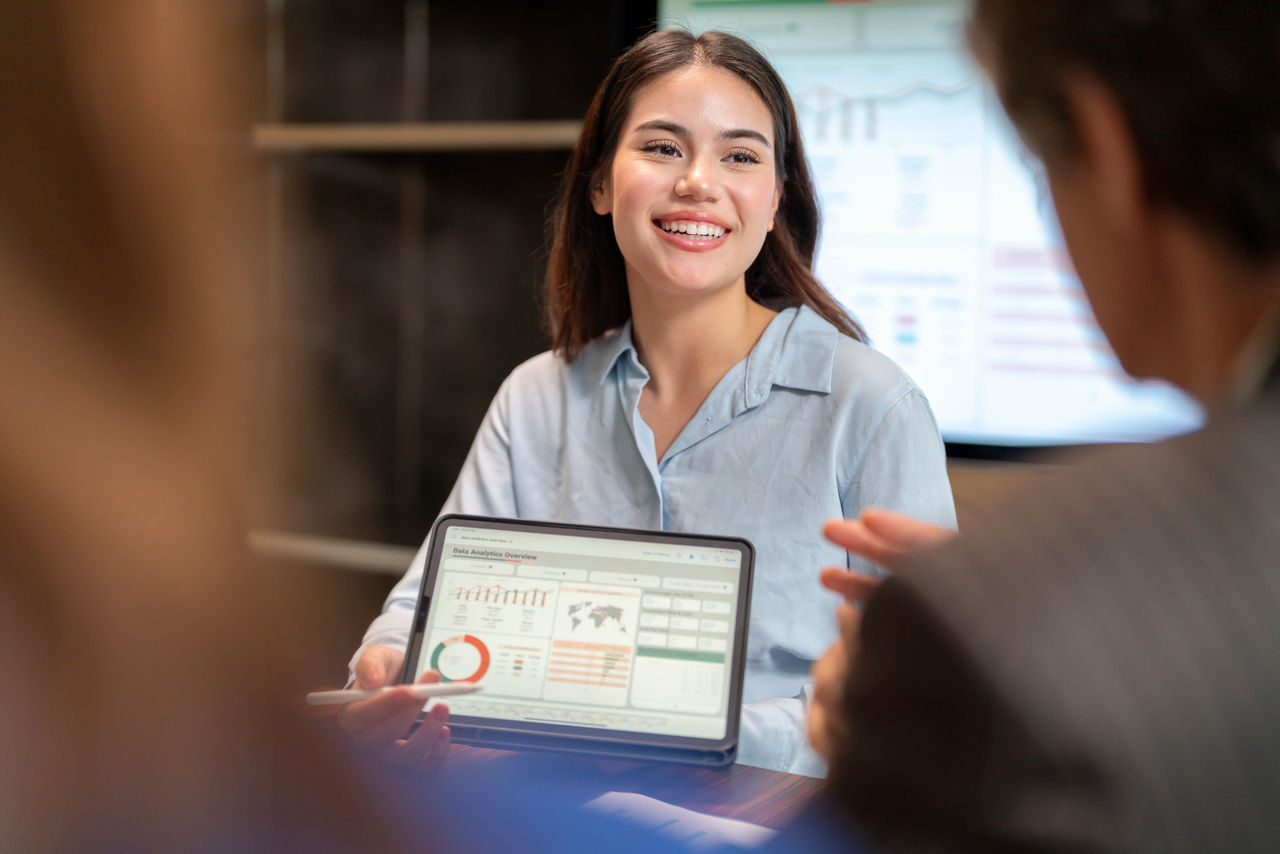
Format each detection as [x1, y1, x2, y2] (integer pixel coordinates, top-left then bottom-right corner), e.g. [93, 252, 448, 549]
[400, 514, 755, 767]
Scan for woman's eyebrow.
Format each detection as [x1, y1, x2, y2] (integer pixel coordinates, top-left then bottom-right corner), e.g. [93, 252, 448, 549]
[632, 119, 771, 149]
[633, 119, 691, 138]
[718, 128, 771, 148]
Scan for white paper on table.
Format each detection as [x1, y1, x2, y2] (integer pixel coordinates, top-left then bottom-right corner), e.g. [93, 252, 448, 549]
[583, 791, 778, 850]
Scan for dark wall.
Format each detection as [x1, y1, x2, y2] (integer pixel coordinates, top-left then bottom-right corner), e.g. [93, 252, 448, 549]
[259, 3, 656, 545]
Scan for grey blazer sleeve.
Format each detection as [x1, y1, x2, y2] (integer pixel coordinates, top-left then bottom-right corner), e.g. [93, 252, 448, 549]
[826, 400, 1280, 854]
[828, 575, 1102, 854]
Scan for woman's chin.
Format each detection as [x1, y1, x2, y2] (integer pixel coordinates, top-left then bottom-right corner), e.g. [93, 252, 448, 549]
[648, 278, 742, 303]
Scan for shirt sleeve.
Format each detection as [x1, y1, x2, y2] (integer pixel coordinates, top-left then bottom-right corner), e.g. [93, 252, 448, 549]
[733, 386, 956, 773]
[843, 387, 956, 576]
[737, 687, 830, 777]
[347, 376, 521, 679]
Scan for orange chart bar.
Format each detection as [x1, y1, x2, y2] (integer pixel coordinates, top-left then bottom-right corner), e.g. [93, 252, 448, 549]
[551, 639, 631, 654]
[545, 675, 629, 687]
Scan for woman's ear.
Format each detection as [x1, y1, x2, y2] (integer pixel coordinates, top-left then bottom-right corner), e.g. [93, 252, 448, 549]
[590, 174, 611, 216]
[768, 179, 783, 231]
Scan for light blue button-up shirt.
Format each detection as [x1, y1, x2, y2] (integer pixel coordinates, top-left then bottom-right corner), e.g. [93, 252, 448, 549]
[354, 305, 955, 775]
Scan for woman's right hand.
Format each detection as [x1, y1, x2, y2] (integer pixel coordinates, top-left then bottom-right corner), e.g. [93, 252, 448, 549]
[338, 644, 451, 769]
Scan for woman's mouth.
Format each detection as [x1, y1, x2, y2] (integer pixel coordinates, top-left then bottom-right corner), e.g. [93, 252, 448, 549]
[656, 219, 727, 239]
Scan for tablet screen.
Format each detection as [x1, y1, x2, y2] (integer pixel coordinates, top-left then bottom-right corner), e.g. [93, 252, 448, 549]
[405, 517, 752, 745]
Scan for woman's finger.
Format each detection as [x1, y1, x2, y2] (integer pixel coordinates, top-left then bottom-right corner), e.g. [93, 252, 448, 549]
[338, 689, 423, 746]
[392, 702, 449, 765]
[353, 645, 404, 691]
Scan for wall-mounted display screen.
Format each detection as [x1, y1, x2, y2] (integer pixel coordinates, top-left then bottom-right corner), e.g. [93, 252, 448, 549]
[659, 0, 1203, 447]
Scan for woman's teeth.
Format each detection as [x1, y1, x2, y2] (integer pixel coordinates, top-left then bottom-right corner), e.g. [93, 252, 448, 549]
[659, 220, 726, 239]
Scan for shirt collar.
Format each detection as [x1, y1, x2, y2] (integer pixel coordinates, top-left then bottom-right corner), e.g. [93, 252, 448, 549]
[582, 321, 640, 387]
[743, 304, 839, 400]
[580, 303, 840, 398]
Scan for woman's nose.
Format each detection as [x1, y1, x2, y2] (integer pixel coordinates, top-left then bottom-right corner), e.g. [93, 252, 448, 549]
[675, 157, 718, 201]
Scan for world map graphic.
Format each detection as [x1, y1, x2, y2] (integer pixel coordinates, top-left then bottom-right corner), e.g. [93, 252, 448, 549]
[567, 601, 626, 632]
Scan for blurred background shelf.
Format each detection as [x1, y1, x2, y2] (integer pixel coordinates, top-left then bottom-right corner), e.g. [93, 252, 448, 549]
[243, 2, 657, 684]
[249, 529, 417, 575]
[253, 120, 582, 152]
[251, 1, 652, 554]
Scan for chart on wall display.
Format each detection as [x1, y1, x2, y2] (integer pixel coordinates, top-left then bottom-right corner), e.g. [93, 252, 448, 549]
[660, 0, 1203, 445]
[413, 527, 747, 741]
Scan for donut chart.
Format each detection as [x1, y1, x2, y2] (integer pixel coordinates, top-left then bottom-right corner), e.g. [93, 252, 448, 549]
[429, 634, 490, 683]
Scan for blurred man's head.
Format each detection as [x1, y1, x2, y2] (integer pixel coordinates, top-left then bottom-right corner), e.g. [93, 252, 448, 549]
[969, 1, 1280, 396]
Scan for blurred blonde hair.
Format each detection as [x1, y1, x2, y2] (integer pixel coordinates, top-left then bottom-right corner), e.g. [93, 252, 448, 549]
[0, 3, 419, 848]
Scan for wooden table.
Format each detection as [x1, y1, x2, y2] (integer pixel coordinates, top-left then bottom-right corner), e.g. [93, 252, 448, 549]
[442, 744, 823, 830]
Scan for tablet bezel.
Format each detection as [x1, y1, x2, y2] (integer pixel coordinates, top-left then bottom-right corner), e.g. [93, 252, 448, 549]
[400, 514, 755, 766]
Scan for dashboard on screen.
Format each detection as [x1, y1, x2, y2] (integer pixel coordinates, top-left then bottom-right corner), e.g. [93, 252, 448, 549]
[406, 518, 753, 756]
[658, 0, 1203, 447]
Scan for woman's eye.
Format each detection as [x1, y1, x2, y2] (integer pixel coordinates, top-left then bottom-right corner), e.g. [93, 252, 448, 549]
[641, 140, 680, 157]
[725, 149, 761, 165]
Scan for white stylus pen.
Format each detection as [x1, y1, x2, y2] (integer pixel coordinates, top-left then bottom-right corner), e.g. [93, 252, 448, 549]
[306, 682, 482, 706]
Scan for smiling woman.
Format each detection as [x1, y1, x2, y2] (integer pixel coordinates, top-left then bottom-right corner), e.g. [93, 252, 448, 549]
[348, 29, 957, 777]
[550, 30, 865, 359]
